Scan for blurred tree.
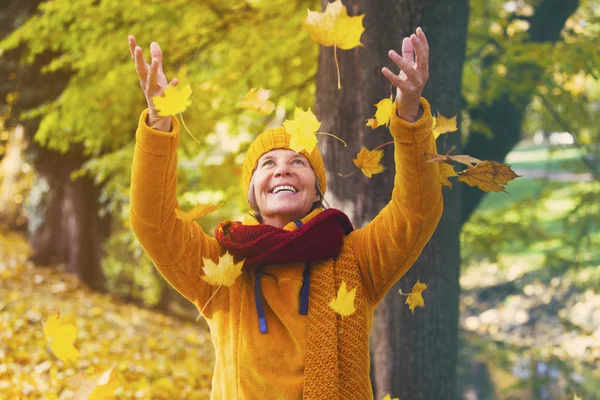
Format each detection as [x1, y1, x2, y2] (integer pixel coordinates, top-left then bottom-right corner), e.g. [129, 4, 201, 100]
[315, 0, 467, 398]
[0, 0, 108, 291]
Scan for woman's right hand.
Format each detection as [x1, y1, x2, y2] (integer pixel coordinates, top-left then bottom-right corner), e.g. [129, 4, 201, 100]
[128, 35, 178, 128]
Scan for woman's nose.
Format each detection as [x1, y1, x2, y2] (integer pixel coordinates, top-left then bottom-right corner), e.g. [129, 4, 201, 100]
[274, 163, 291, 176]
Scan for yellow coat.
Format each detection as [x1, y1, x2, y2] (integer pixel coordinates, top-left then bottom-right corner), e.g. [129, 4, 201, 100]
[129, 97, 443, 399]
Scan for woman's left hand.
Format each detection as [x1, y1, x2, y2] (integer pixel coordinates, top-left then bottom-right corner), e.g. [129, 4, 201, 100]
[382, 27, 429, 122]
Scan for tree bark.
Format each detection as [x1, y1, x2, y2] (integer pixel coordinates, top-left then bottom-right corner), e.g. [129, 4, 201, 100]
[315, 0, 468, 398]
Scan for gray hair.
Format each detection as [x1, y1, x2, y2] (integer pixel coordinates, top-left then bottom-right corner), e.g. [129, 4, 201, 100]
[247, 172, 328, 223]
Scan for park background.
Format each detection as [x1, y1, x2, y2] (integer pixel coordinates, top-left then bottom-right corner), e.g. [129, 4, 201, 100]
[0, 0, 598, 399]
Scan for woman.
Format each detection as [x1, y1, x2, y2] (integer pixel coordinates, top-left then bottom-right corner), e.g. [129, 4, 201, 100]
[128, 27, 442, 399]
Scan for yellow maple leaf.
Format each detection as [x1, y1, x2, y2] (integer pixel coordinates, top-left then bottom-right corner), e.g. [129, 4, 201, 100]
[240, 88, 275, 115]
[432, 112, 458, 139]
[440, 162, 458, 188]
[366, 97, 394, 129]
[403, 280, 427, 314]
[175, 202, 223, 222]
[382, 395, 400, 400]
[201, 251, 244, 287]
[67, 364, 120, 400]
[329, 280, 356, 317]
[42, 313, 80, 363]
[573, 394, 582, 400]
[283, 107, 321, 153]
[303, 0, 365, 89]
[353, 147, 384, 178]
[152, 84, 192, 117]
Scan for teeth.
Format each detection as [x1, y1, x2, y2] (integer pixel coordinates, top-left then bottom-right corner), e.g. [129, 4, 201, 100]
[273, 185, 297, 194]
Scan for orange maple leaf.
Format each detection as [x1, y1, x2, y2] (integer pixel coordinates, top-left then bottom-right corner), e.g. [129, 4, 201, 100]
[400, 280, 427, 314]
[458, 160, 520, 192]
[432, 112, 458, 139]
[366, 97, 394, 129]
[353, 147, 384, 178]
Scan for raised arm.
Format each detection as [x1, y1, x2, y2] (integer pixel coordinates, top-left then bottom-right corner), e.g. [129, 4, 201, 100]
[348, 28, 443, 305]
[127, 36, 221, 317]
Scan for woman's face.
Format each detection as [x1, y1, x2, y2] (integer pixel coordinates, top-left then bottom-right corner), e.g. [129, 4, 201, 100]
[252, 149, 319, 226]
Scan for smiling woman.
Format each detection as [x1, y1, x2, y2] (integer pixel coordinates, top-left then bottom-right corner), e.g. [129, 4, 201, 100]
[128, 27, 443, 400]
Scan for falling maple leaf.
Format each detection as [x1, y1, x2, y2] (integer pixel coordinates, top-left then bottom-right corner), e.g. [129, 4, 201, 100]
[283, 107, 321, 153]
[353, 147, 384, 178]
[382, 395, 400, 400]
[240, 88, 275, 115]
[201, 251, 244, 287]
[329, 280, 356, 318]
[303, 0, 365, 89]
[458, 160, 520, 193]
[152, 84, 192, 117]
[67, 364, 120, 400]
[42, 313, 80, 363]
[439, 162, 458, 188]
[366, 97, 394, 129]
[432, 112, 458, 140]
[401, 280, 427, 314]
[573, 394, 582, 400]
[175, 202, 224, 222]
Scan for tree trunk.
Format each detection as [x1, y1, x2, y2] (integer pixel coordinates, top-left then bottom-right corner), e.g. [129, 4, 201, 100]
[315, 0, 468, 399]
[27, 141, 110, 292]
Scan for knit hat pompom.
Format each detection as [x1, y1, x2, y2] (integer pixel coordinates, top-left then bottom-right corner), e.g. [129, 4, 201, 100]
[242, 127, 326, 203]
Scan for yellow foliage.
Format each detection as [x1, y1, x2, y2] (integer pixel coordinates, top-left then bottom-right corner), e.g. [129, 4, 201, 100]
[201, 252, 244, 287]
[303, 0, 365, 50]
[353, 147, 384, 178]
[404, 280, 427, 314]
[329, 280, 356, 318]
[432, 112, 458, 139]
[240, 88, 276, 115]
[175, 202, 224, 222]
[42, 313, 80, 363]
[152, 84, 192, 117]
[366, 97, 394, 129]
[282, 107, 322, 153]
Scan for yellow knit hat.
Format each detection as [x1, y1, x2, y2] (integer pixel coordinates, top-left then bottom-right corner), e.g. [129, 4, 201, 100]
[242, 127, 327, 202]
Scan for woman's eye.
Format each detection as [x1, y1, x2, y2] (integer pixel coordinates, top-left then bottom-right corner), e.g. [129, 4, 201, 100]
[262, 160, 274, 166]
[292, 159, 305, 165]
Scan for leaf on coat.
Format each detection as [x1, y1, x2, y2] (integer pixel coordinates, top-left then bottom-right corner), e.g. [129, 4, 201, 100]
[440, 162, 458, 188]
[42, 312, 80, 362]
[283, 107, 321, 153]
[67, 364, 120, 400]
[353, 147, 384, 178]
[432, 112, 457, 139]
[152, 84, 192, 117]
[240, 88, 275, 115]
[404, 280, 427, 314]
[366, 97, 394, 129]
[303, 0, 365, 88]
[329, 280, 356, 317]
[382, 395, 400, 400]
[201, 252, 244, 287]
[175, 202, 224, 222]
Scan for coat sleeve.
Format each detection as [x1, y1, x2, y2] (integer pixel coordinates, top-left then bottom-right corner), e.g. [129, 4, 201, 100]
[129, 108, 222, 317]
[348, 97, 443, 306]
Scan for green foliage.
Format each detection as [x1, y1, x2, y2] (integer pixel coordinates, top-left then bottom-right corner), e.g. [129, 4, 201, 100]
[0, 0, 320, 305]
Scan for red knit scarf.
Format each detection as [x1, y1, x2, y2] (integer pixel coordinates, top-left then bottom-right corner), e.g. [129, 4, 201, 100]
[214, 208, 354, 267]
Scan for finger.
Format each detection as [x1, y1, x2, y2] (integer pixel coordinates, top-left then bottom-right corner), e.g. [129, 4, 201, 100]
[134, 46, 149, 83]
[169, 78, 179, 87]
[128, 35, 137, 60]
[416, 27, 429, 51]
[148, 56, 159, 89]
[382, 67, 409, 90]
[150, 42, 165, 75]
[410, 34, 428, 73]
[402, 37, 414, 67]
[388, 50, 415, 78]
